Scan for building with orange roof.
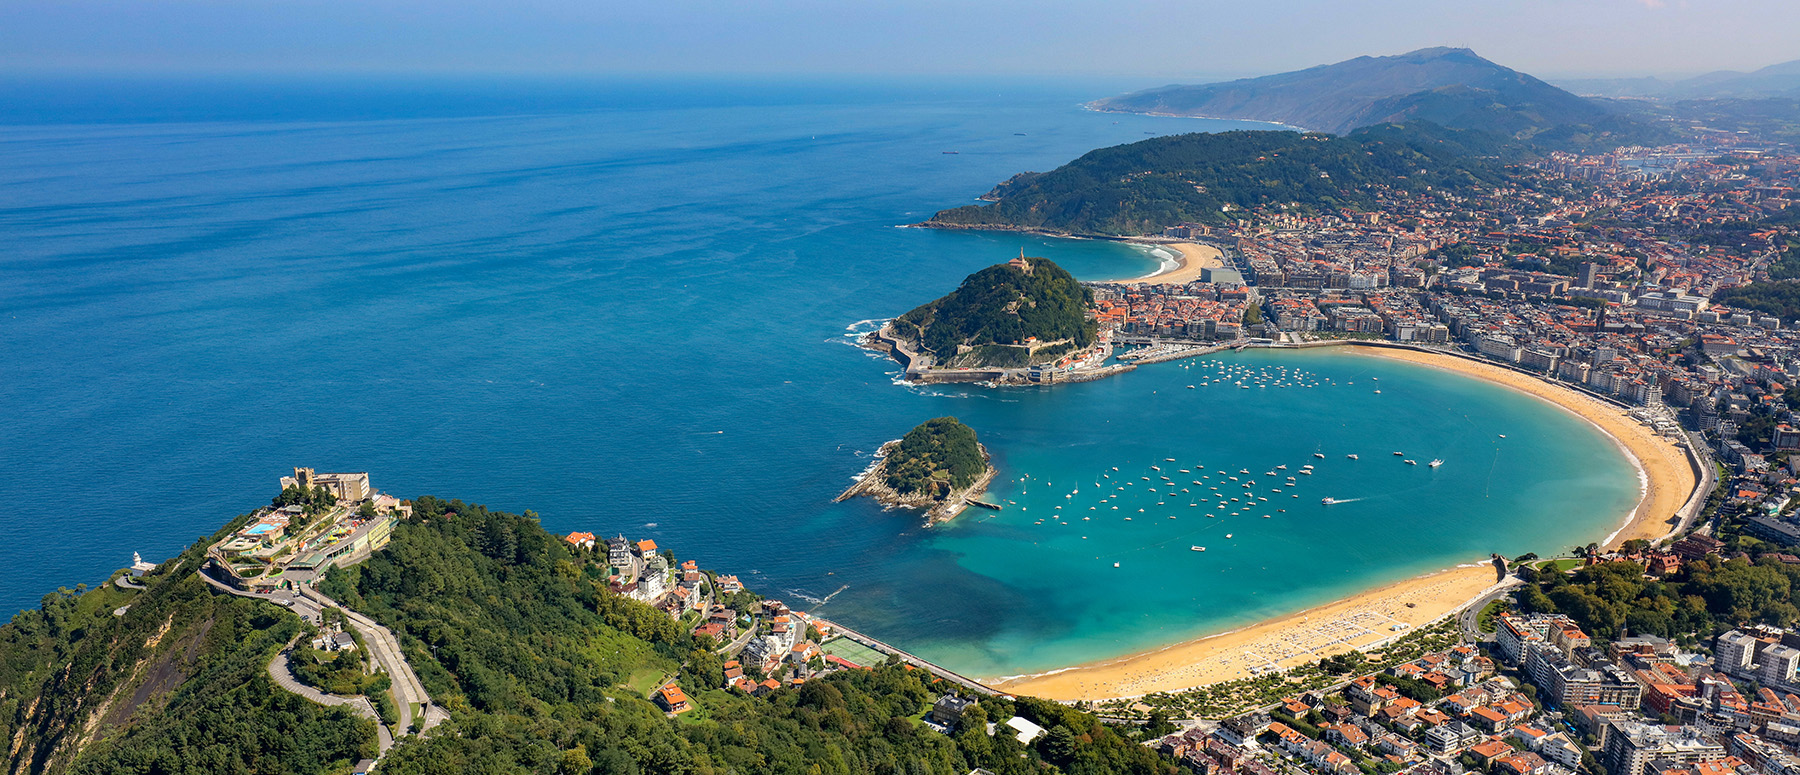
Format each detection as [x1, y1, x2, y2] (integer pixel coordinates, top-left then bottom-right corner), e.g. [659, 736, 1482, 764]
[655, 684, 692, 714]
[564, 531, 596, 550]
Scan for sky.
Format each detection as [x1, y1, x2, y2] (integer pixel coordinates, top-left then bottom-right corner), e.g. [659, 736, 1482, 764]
[1, 0, 1796, 80]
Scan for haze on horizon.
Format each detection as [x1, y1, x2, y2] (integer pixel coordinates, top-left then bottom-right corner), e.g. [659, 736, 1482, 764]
[2, 0, 1797, 82]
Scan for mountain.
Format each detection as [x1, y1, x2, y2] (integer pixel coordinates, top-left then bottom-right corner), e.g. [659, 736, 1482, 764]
[2, 495, 1181, 775]
[1559, 59, 1800, 99]
[1091, 47, 1620, 140]
[925, 123, 1517, 237]
[889, 256, 1097, 368]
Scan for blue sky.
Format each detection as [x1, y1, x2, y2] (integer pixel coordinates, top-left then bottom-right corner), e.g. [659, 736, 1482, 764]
[2, 0, 1795, 79]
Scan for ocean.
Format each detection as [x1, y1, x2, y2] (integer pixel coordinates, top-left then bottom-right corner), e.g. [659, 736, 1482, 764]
[0, 76, 1639, 678]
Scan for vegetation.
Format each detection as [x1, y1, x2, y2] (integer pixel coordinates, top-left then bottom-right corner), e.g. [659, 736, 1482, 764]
[883, 417, 989, 499]
[927, 123, 1521, 236]
[1513, 555, 1800, 644]
[890, 257, 1096, 367]
[0, 516, 373, 775]
[5, 493, 1184, 775]
[1713, 281, 1800, 323]
[320, 496, 1178, 775]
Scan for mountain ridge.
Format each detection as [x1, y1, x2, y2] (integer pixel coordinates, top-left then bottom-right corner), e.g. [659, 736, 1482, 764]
[1090, 47, 1620, 141]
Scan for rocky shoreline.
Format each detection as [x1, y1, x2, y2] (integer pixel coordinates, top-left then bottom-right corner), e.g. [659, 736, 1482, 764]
[835, 440, 999, 526]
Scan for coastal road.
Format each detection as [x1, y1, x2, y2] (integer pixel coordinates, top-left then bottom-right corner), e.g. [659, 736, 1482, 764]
[1458, 578, 1522, 643]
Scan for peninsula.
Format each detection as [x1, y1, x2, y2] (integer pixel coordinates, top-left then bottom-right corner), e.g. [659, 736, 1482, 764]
[836, 417, 999, 524]
[867, 252, 1131, 384]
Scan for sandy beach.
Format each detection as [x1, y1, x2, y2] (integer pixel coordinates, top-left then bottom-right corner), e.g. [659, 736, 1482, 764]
[990, 344, 1698, 702]
[992, 563, 1503, 700]
[1123, 242, 1223, 284]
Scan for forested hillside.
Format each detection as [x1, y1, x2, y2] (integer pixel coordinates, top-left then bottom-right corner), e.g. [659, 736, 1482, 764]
[925, 123, 1516, 236]
[883, 418, 988, 499]
[890, 257, 1096, 368]
[3, 494, 1180, 775]
[0, 518, 373, 775]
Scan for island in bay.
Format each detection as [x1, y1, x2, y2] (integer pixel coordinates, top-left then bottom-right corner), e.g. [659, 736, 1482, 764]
[837, 417, 998, 524]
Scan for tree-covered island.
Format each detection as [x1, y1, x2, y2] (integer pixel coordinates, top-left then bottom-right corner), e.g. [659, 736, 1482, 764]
[836, 417, 999, 525]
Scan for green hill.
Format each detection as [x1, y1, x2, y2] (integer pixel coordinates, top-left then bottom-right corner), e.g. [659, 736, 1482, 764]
[1090, 46, 1649, 147]
[2, 496, 1180, 775]
[890, 256, 1097, 368]
[926, 123, 1514, 236]
[0, 517, 375, 775]
[884, 418, 988, 500]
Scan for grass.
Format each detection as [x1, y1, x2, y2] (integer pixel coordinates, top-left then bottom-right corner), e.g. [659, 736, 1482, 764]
[1476, 599, 1508, 634]
[1532, 558, 1583, 573]
[623, 668, 669, 698]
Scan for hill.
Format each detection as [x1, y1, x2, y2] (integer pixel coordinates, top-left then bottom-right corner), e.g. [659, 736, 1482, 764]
[884, 418, 988, 499]
[2, 495, 1181, 775]
[1559, 58, 1800, 100]
[925, 123, 1515, 236]
[0, 516, 375, 775]
[889, 255, 1097, 368]
[1090, 47, 1631, 143]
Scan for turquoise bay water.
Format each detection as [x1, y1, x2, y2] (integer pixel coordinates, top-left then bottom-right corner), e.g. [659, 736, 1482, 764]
[0, 77, 1637, 678]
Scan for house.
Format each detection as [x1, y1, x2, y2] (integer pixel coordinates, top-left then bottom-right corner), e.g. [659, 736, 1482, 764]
[636, 539, 659, 559]
[928, 695, 978, 730]
[1496, 752, 1550, 775]
[655, 684, 692, 714]
[1323, 723, 1369, 749]
[564, 531, 596, 550]
[1472, 738, 1517, 765]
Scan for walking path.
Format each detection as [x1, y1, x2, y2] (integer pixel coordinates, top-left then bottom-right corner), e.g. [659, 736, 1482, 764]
[267, 640, 394, 753]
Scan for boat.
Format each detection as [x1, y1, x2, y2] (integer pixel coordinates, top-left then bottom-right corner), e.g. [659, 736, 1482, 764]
[1299, 469, 1312, 475]
[1275, 464, 1287, 470]
[1113, 562, 1120, 568]
[1150, 465, 1160, 471]
[1191, 546, 1206, 552]
[1429, 459, 1444, 468]
[1187, 385, 1195, 389]
[1239, 469, 1250, 474]
[1165, 458, 1176, 462]
[1347, 454, 1358, 460]
[942, 150, 959, 154]
[1321, 497, 1338, 505]
[1393, 452, 1404, 456]
[1313, 453, 1325, 459]
[1404, 459, 1417, 465]
[1225, 534, 1233, 539]
[1498, 434, 1507, 438]
[1373, 390, 1381, 394]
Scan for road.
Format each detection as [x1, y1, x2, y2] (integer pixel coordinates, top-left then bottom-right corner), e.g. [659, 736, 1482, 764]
[198, 569, 445, 759]
[1457, 578, 1522, 643]
[268, 641, 394, 753]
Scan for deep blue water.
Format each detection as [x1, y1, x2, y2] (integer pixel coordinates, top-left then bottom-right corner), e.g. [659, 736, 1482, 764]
[0, 77, 1636, 677]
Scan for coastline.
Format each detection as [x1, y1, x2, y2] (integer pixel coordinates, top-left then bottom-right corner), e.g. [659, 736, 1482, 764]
[1118, 241, 1224, 285]
[990, 563, 1503, 700]
[1348, 346, 1694, 548]
[988, 344, 1696, 702]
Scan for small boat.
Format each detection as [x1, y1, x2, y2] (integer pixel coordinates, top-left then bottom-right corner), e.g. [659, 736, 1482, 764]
[1299, 469, 1312, 475]
[1373, 390, 1381, 394]
[1347, 454, 1358, 460]
[1151, 465, 1160, 471]
[1276, 465, 1287, 470]
[1165, 458, 1176, 462]
[1429, 459, 1443, 468]
[1313, 453, 1325, 459]
[1192, 546, 1206, 552]
[942, 150, 960, 154]
[1404, 459, 1417, 466]
[1498, 434, 1507, 438]
[1321, 497, 1338, 505]
[1225, 534, 1233, 539]
[1113, 562, 1120, 568]
[1187, 385, 1195, 389]
[1239, 469, 1250, 474]
[1393, 452, 1404, 456]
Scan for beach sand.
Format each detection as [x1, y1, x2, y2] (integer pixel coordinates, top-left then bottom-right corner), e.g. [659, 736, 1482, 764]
[990, 345, 1697, 702]
[992, 564, 1503, 700]
[1124, 242, 1223, 285]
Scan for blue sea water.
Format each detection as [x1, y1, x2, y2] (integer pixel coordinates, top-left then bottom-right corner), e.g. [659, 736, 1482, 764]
[0, 77, 1638, 678]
